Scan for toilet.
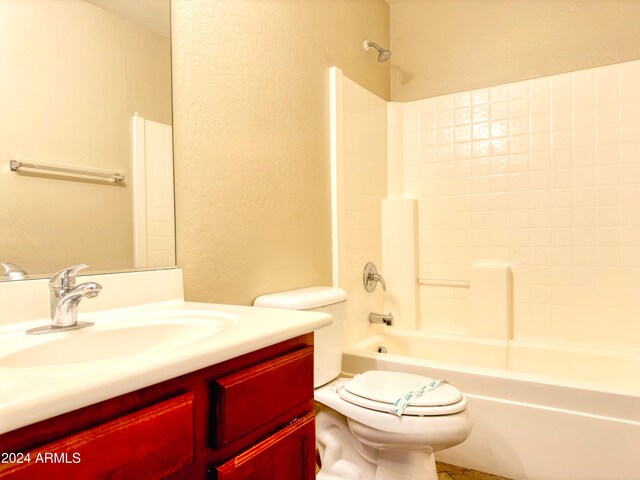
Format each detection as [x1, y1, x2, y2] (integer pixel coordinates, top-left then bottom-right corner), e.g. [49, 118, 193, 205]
[254, 287, 471, 480]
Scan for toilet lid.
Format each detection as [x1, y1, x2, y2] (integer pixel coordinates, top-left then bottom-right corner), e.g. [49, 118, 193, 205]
[338, 386, 467, 416]
[343, 371, 463, 407]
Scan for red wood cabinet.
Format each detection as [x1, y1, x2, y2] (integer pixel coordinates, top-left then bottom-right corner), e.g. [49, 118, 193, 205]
[0, 393, 195, 480]
[213, 412, 316, 480]
[212, 346, 313, 448]
[0, 334, 315, 480]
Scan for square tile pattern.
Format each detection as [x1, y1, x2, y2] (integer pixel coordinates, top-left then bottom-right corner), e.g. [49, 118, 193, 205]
[396, 60, 640, 350]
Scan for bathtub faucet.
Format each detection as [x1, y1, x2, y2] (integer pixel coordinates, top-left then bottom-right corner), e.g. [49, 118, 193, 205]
[369, 312, 394, 326]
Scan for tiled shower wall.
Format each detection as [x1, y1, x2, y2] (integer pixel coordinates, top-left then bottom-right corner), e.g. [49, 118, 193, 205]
[144, 120, 175, 268]
[395, 60, 640, 350]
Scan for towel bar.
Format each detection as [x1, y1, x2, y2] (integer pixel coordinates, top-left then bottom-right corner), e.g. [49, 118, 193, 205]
[10, 159, 124, 183]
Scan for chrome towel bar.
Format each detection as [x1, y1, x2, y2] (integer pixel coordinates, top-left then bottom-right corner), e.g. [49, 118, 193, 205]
[10, 159, 124, 183]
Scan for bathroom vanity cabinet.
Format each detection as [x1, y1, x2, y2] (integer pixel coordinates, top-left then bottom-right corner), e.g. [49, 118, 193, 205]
[0, 334, 315, 480]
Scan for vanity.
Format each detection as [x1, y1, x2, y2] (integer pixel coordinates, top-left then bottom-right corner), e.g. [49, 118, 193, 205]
[0, 269, 331, 479]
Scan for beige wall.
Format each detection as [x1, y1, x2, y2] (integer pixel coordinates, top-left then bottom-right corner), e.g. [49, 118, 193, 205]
[0, 0, 171, 276]
[172, 0, 390, 305]
[390, 0, 640, 101]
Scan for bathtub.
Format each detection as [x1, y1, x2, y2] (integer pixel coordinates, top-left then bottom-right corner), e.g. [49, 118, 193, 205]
[342, 330, 640, 480]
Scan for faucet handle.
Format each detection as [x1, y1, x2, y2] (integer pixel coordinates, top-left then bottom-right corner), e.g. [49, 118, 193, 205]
[363, 262, 386, 292]
[49, 264, 89, 289]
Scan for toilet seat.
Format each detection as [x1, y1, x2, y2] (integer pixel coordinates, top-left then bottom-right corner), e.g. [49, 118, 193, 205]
[339, 371, 467, 416]
[339, 387, 467, 416]
[315, 377, 470, 438]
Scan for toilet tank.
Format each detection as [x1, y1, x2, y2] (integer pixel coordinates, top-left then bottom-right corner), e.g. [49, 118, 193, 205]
[254, 287, 347, 387]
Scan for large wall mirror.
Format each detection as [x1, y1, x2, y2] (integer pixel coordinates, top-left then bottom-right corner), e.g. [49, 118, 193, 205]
[0, 0, 174, 280]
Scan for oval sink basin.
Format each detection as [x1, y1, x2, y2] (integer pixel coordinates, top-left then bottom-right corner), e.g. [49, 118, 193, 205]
[0, 310, 233, 368]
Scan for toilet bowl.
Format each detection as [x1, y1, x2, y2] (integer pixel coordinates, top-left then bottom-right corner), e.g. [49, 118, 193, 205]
[254, 287, 472, 480]
[315, 373, 471, 480]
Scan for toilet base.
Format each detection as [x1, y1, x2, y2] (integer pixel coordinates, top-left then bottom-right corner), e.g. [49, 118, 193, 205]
[376, 449, 436, 480]
[315, 404, 439, 480]
[316, 407, 377, 480]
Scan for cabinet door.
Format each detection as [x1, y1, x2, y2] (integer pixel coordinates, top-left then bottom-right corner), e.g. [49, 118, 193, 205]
[211, 346, 313, 448]
[0, 393, 194, 480]
[213, 412, 315, 480]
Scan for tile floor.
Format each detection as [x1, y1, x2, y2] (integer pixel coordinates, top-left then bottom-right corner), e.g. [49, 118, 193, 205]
[437, 462, 512, 480]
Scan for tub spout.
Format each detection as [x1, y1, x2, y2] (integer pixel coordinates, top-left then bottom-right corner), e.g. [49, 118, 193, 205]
[369, 312, 394, 326]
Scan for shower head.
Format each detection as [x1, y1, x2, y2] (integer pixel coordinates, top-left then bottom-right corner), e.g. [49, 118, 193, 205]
[363, 40, 391, 62]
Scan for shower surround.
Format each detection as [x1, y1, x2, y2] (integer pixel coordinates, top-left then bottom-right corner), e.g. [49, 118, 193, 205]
[333, 60, 640, 356]
[330, 61, 640, 479]
[393, 60, 640, 353]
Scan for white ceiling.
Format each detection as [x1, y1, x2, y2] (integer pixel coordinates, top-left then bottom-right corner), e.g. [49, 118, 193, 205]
[84, 0, 170, 38]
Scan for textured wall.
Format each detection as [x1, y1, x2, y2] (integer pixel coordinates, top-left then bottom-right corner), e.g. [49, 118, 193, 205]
[390, 0, 640, 101]
[172, 0, 389, 305]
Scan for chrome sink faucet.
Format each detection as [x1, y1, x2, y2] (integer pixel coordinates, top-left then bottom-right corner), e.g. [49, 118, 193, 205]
[26, 264, 102, 335]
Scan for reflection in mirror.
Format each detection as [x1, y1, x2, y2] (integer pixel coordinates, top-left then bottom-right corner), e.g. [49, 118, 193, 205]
[0, 0, 173, 280]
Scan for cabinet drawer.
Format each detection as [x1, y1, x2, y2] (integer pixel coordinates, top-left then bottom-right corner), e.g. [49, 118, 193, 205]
[212, 411, 315, 480]
[211, 346, 313, 448]
[0, 392, 194, 480]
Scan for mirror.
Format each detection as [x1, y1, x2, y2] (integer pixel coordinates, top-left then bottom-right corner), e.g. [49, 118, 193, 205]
[0, 0, 173, 280]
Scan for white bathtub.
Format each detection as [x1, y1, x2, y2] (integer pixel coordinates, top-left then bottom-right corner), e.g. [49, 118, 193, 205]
[342, 330, 640, 480]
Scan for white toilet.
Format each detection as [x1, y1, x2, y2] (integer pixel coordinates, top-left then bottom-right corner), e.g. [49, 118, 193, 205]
[254, 287, 471, 480]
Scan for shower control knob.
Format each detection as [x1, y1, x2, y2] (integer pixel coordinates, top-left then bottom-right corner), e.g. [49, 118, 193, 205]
[363, 262, 386, 292]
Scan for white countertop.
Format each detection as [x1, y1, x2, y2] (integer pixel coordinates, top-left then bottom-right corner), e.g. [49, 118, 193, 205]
[0, 300, 331, 434]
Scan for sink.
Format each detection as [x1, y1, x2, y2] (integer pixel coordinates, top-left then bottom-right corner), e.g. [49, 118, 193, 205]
[0, 310, 235, 368]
